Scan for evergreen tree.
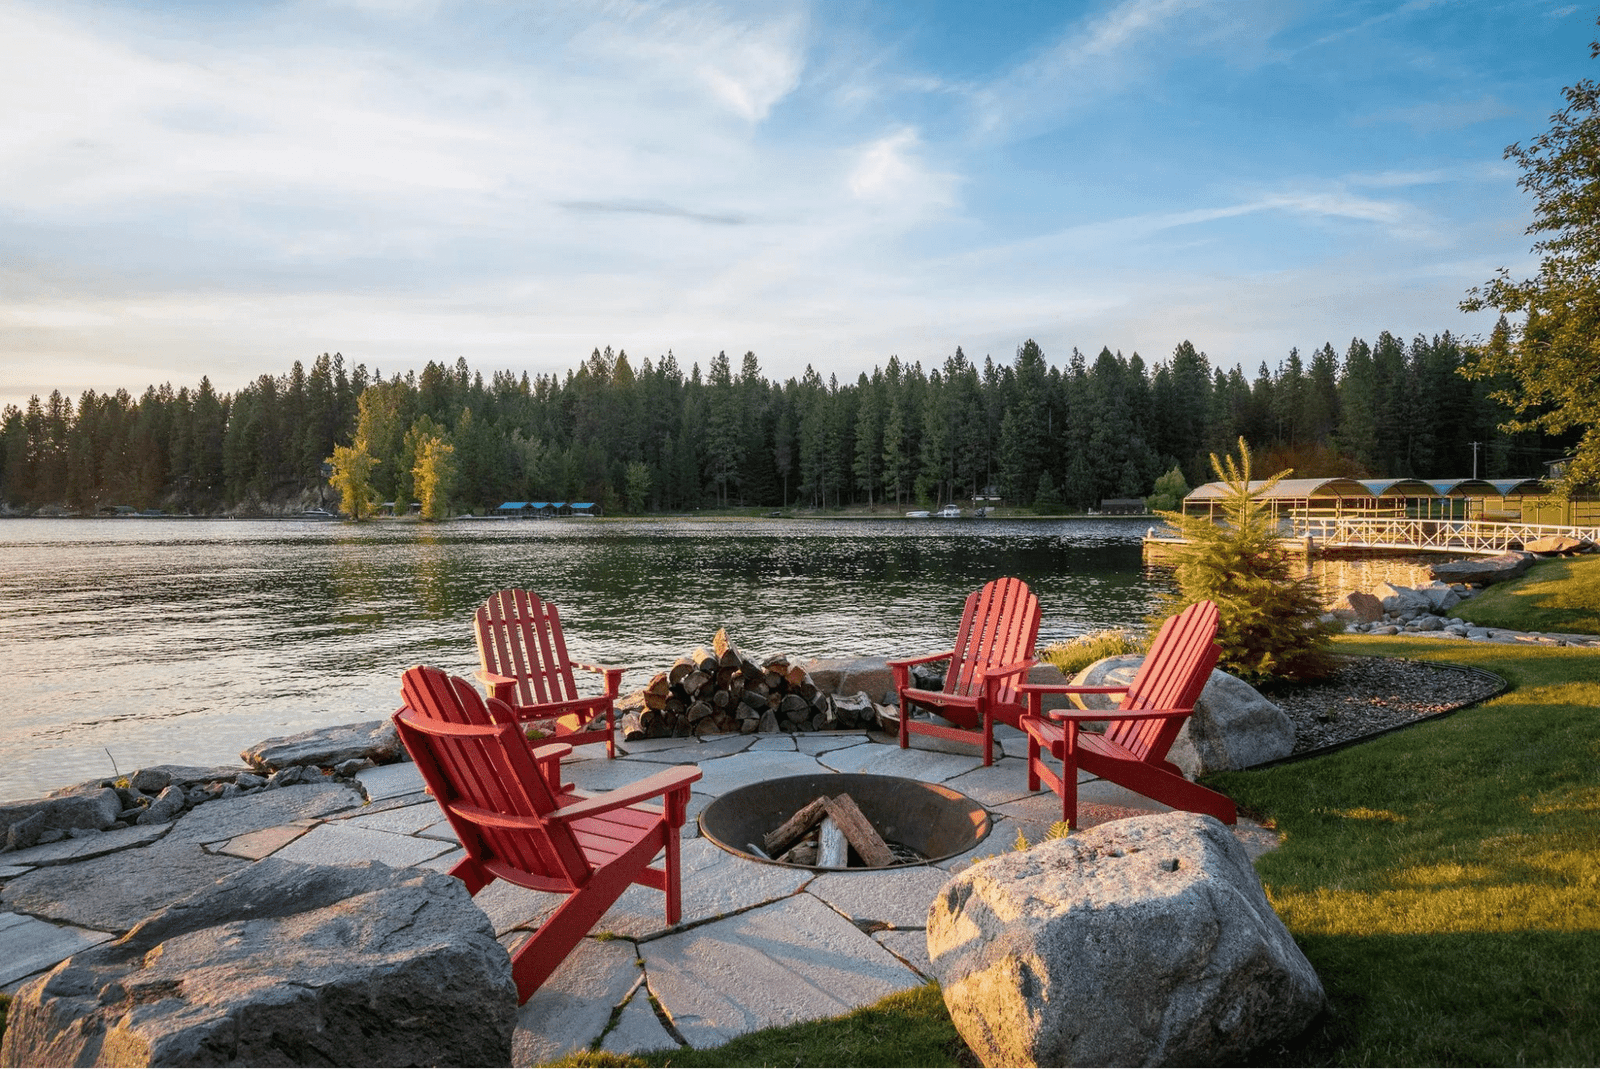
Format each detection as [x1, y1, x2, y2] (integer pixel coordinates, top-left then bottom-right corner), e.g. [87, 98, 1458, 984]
[1155, 439, 1332, 681]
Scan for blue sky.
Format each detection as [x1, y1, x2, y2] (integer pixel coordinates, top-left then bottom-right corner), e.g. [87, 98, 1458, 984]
[0, 0, 1590, 411]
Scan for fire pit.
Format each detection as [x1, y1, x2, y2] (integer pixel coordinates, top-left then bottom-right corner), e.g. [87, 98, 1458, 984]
[699, 773, 991, 870]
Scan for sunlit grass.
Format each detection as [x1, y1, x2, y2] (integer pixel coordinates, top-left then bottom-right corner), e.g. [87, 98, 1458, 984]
[1456, 553, 1600, 635]
[1212, 634, 1600, 1065]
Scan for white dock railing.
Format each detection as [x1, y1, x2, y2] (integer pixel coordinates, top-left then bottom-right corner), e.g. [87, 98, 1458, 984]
[1287, 516, 1600, 555]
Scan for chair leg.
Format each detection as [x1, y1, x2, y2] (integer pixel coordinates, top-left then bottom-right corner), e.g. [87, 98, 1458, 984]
[663, 827, 682, 926]
[898, 698, 910, 750]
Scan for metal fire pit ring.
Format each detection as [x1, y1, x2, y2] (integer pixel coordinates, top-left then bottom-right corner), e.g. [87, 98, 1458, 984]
[698, 773, 991, 871]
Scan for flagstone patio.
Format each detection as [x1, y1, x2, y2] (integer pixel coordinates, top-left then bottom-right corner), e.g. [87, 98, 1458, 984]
[0, 724, 1277, 1065]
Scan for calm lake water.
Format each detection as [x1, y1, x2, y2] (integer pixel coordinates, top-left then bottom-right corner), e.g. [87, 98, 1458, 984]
[0, 516, 1439, 800]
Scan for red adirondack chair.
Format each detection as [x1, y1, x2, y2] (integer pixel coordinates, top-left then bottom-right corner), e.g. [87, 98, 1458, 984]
[395, 664, 701, 1003]
[889, 577, 1041, 766]
[474, 589, 623, 758]
[1017, 600, 1237, 828]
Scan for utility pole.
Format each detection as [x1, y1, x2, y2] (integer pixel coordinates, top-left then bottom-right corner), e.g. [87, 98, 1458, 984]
[1470, 441, 1481, 480]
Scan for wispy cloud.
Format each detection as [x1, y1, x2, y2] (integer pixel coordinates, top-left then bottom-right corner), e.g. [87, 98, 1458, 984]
[0, 0, 1579, 411]
[1355, 96, 1521, 132]
[965, 0, 1281, 142]
[557, 200, 749, 226]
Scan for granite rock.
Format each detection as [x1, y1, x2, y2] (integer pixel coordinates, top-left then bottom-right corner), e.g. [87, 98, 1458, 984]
[1, 858, 516, 1068]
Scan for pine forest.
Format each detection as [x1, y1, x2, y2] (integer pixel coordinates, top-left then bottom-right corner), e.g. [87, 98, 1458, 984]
[0, 325, 1571, 517]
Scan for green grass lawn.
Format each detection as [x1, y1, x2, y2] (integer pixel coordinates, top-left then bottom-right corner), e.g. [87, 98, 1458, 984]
[557, 633, 1600, 1067]
[1455, 553, 1600, 635]
[1212, 635, 1600, 1065]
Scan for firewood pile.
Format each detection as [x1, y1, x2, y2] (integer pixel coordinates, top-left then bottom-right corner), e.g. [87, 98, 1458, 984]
[620, 629, 875, 739]
[752, 793, 921, 868]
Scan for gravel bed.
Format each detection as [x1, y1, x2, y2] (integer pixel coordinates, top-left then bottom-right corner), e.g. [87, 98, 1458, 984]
[1261, 656, 1506, 754]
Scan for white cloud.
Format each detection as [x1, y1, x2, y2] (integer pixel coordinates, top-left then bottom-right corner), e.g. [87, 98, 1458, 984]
[967, 0, 1282, 142]
[847, 127, 957, 214]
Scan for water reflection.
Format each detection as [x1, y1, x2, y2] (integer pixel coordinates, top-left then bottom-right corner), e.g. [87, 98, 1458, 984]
[0, 517, 1432, 799]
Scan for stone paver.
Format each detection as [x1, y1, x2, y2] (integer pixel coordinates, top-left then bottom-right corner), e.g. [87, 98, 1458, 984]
[873, 927, 934, 979]
[567, 755, 677, 793]
[641, 892, 923, 1048]
[746, 733, 799, 751]
[688, 749, 829, 796]
[794, 731, 875, 755]
[165, 783, 363, 845]
[216, 823, 311, 860]
[0, 911, 114, 987]
[343, 799, 446, 835]
[598, 837, 812, 938]
[419, 846, 465, 873]
[269, 823, 457, 868]
[1, 841, 248, 934]
[512, 937, 643, 1067]
[0, 823, 170, 867]
[680, 734, 760, 760]
[819, 740, 983, 783]
[417, 818, 458, 842]
[0, 718, 1283, 1059]
[355, 761, 426, 801]
[473, 877, 564, 936]
[806, 866, 952, 929]
[605, 984, 680, 1055]
[943, 756, 1044, 807]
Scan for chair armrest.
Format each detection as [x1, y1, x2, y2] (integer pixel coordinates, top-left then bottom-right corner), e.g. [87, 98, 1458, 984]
[889, 650, 955, 691]
[903, 687, 979, 708]
[1017, 683, 1129, 696]
[549, 765, 703, 822]
[1040, 706, 1192, 723]
[572, 662, 625, 698]
[530, 742, 575, 761]
[509, 696, 607, 721]
[476, 669, 519, 705]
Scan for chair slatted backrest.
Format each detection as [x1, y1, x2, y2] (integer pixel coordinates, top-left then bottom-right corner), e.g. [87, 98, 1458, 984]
[1106, 600, 1220, 762]
[399, 665, 591, 888]
[475, 590, 583, 709]
[945, 577, 1041, 708]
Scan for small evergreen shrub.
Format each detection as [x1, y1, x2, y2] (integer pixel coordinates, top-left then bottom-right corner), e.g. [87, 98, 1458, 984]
[1155, 438, 1333, 681]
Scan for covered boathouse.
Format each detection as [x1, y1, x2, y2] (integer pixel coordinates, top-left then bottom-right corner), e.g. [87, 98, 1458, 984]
[1164, 477, 1600, 556]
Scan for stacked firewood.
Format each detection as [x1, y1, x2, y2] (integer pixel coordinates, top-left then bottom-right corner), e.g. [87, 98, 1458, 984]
[622, 630, 870, 739]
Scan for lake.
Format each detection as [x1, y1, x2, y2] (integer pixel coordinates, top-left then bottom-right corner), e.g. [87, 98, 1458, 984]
[0, 516, 1437, 800]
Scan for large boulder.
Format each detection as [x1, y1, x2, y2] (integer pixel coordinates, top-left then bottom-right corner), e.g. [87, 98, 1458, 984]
[1065, 658, 1294, 774]
[838, 656, 896, 704]
[1429, 551, 1536, 587]
[241, 719, 403, 774]
[1171, 671, 1295, 776]
[1331, 591, 1384, 623]
[1525, 534, 1594, 556]
[926, 813, 1325, 1067]
[0, 858, 516, 1068]
[1, 788, 122, 851]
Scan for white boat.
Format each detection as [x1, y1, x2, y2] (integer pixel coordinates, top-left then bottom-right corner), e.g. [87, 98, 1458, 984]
[905, 510, 931, 519]
[937, 505, 963, 518]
